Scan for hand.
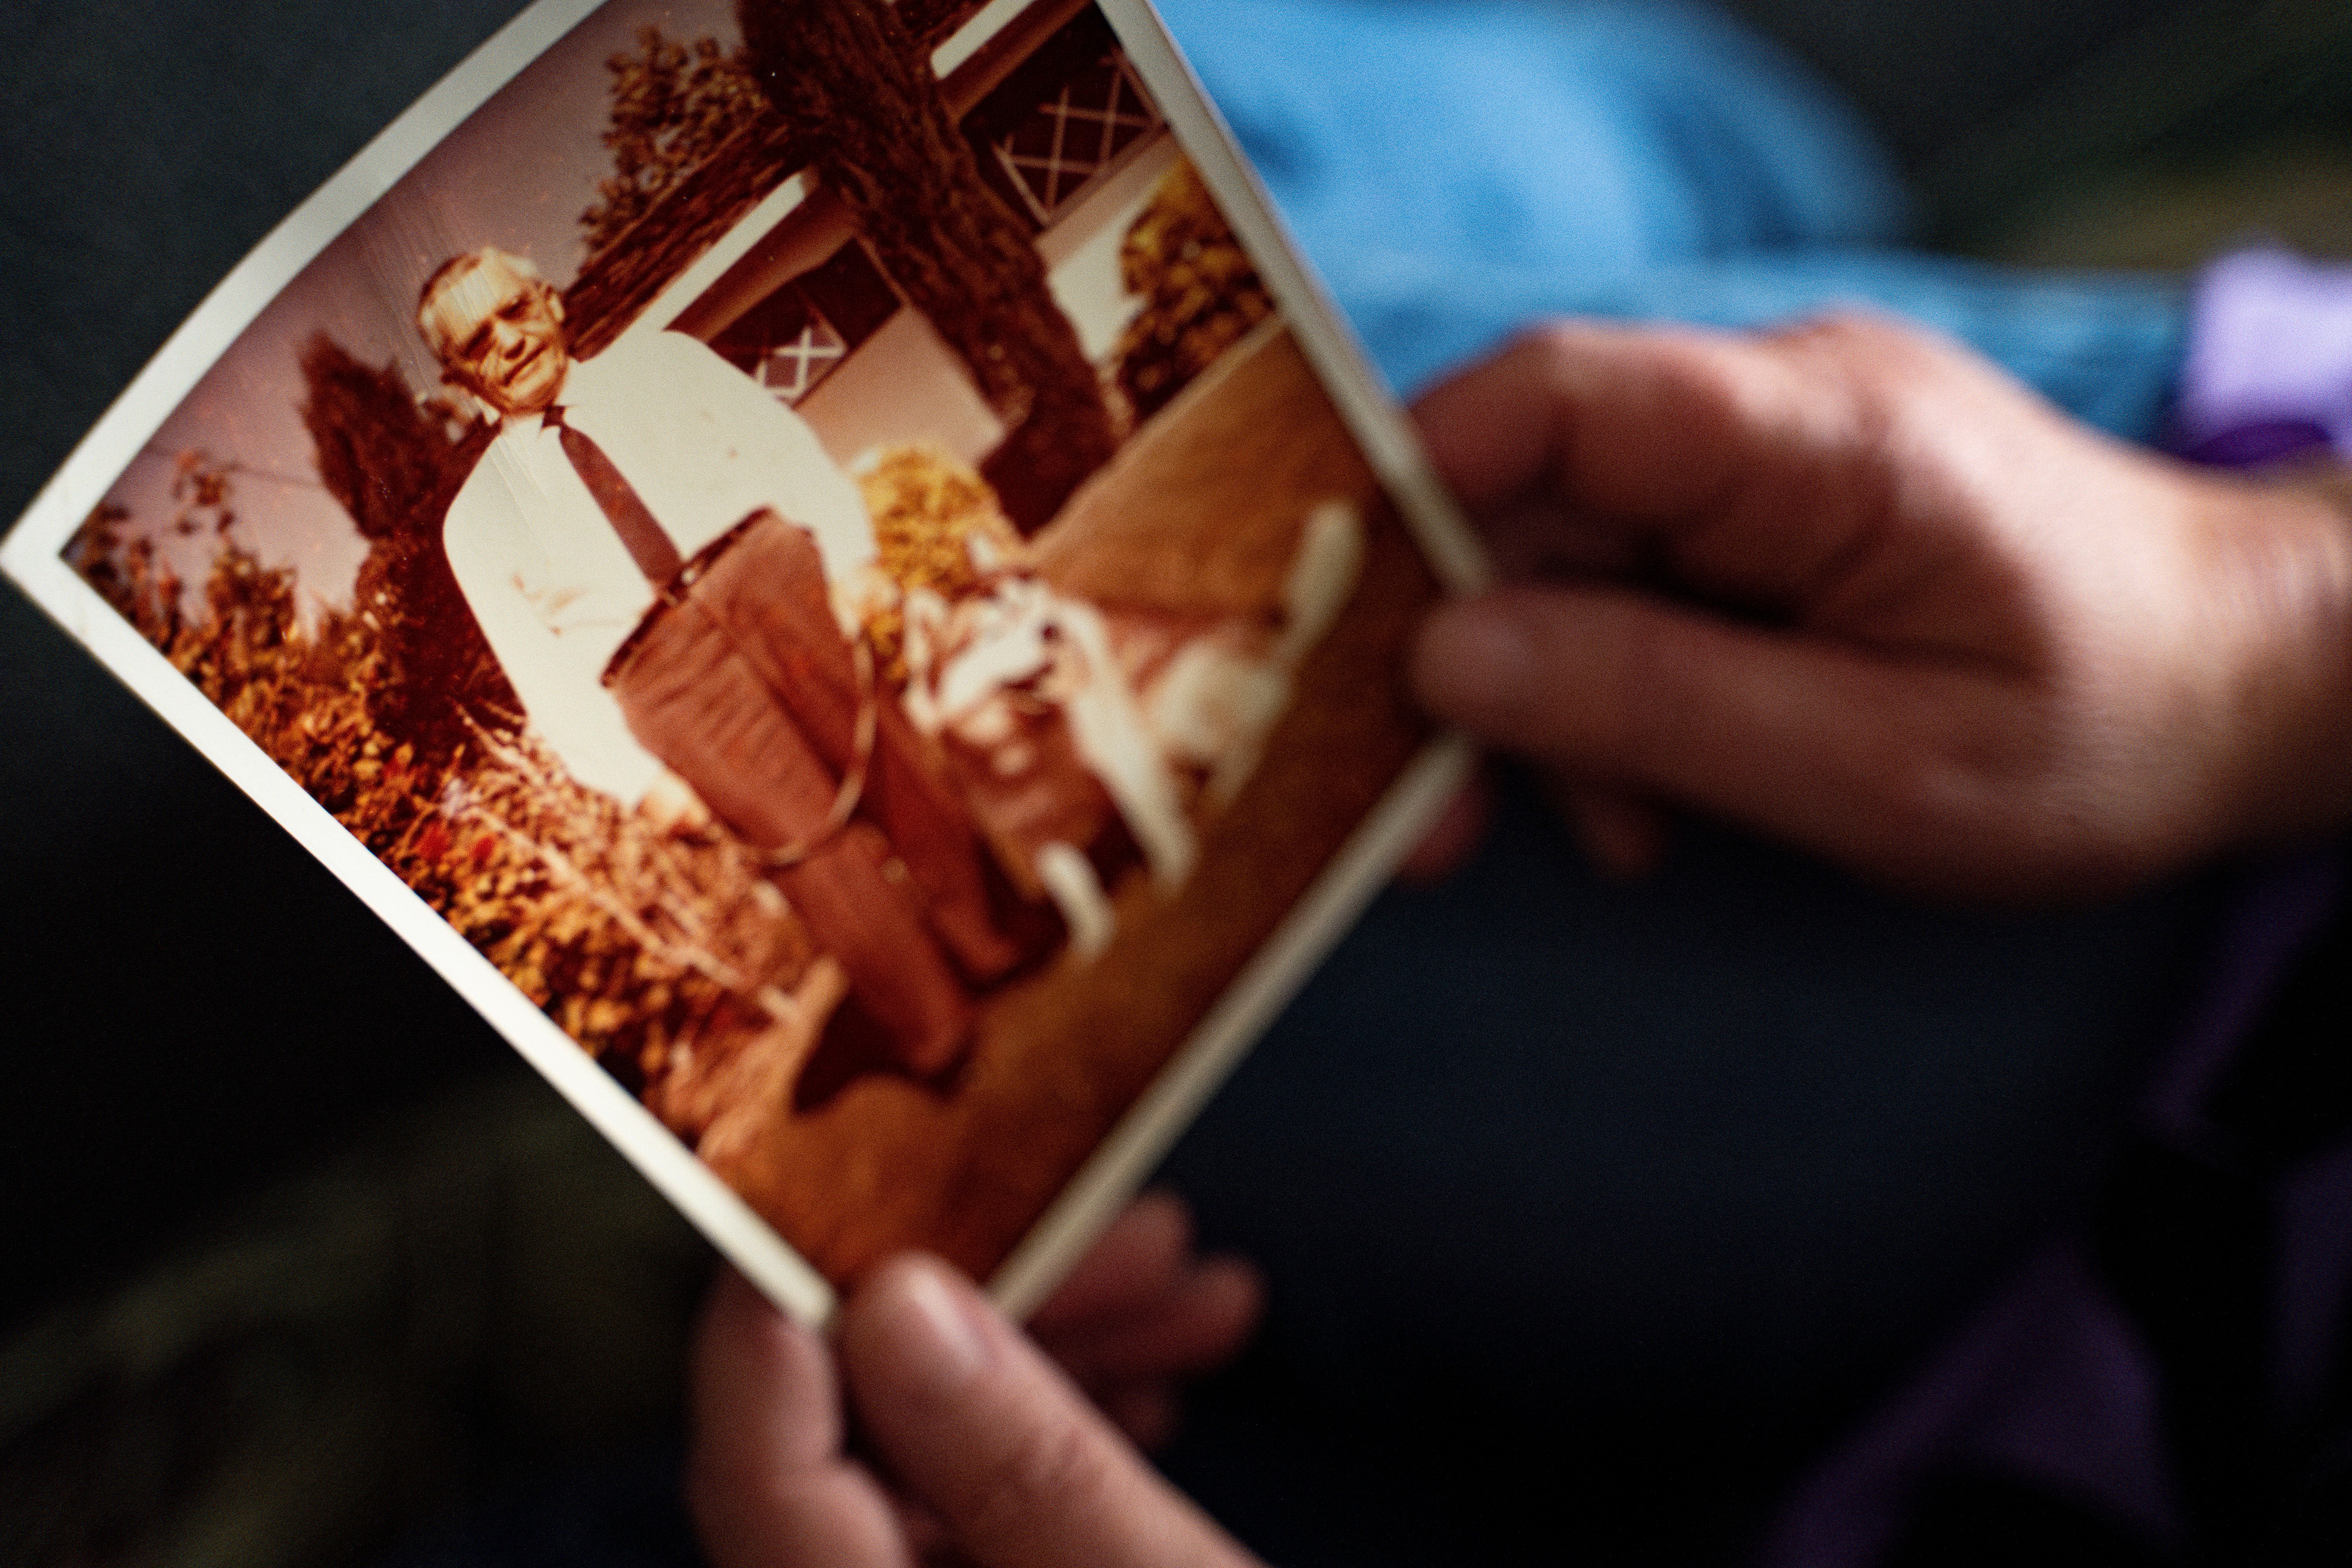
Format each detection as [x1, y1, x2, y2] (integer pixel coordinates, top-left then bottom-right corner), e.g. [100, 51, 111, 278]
[1407, 313, 2352, 900]
[1024, 1189, 1264, 1451]
[639, 768, 713, 835]
[688, 1252, 1265, 1568]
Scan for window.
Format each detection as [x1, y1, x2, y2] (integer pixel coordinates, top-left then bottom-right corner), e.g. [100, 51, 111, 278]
[989, 50, 1159, 223]
[964, 9, 1164, 229]
[708, 241, 900, 405]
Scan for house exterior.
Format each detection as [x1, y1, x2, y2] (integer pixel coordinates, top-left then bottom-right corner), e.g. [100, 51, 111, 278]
[562, 0, 1179, 481]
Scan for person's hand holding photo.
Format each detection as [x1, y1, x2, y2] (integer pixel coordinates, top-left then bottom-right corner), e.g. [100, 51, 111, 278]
[1410, 313, 2352, 899]
[689, 1192, 1264, 1568]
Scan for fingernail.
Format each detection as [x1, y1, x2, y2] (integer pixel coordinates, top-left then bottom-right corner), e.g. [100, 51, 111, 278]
[1415, 602, 1532, 713]
[869, 1256, 991, 1391]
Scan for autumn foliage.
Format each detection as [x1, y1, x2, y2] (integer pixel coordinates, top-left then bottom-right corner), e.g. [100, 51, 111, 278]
[579, 29, 780, 256]
[853, 441, 1027, 684]
[66, 414, 1048, 1140]
[298, 334, 515, 760]
[1112, 160, 1277, 421]
[68, 448, 815, 1111]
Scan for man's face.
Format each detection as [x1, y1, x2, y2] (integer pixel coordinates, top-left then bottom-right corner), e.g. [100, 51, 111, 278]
[426, 254, 570, 417]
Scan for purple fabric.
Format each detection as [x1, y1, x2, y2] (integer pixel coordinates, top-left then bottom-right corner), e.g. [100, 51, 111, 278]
[1760, 246, 2352, 1566]
[2138, 850, 2343, 1140]
[1759, 1244, 2179, 1568]
[2278, 1143, 2352, 1419]
[2169, 247, 2352, 465]
[1758, 853, 2342, 1568]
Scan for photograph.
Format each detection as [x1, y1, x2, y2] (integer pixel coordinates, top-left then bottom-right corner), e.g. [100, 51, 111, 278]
[21, 0, 1465, 1303]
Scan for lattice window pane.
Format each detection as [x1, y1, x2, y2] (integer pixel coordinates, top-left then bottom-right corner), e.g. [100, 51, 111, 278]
[756, 316, 848, 403]
[991, 51, 1161, 223]
[711, 281, 868, 408]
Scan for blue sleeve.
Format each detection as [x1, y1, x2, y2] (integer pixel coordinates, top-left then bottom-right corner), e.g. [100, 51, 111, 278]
[1153, 0, 2185, 439]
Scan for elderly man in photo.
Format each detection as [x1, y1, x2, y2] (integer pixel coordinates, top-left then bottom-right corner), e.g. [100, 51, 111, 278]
[418, 246, 1029, 1078]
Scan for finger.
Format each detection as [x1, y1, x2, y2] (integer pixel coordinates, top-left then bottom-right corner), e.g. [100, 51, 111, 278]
[1095, 1382, 1181, 1452]
[1394, 769, 1494, 884]
[1029, 1191, 1192, 1334]
[1028, 1194, 1263, 1386]
[1411, 319, 1770, 521]
[842, 1256, 1258, 1568]
[688, 1268, 913, 1568]
[1412, 586, 2022, 894]
[1411, 316, 1910, 610]
[1552, 780, 1671, 881]
[1044, 1253, 1264, 1387]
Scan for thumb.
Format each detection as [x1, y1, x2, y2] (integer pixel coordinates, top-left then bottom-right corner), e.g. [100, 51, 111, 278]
[1412, 586, 2014, 889]
[839, 1255, 1257, 1568]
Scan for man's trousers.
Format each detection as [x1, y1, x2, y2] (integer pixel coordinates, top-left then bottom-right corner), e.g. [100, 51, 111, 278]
[606, 512, 1026, 1076]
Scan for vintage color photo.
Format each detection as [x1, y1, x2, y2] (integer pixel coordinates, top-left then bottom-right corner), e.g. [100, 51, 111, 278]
[3, 0, 1477, 1319]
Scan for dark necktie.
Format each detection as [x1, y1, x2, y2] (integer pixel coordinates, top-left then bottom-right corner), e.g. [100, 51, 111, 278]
[545, 406, 683, 588]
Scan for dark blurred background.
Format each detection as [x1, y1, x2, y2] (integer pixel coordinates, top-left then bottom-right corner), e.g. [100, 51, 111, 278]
[3, 1, 2350, 1563]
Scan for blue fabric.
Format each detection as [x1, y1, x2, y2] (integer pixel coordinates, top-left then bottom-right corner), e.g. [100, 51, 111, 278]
[1327, 249, 2188, 436]
[1156, 0, 2186, 437]
[1161, 0, 1911, 275]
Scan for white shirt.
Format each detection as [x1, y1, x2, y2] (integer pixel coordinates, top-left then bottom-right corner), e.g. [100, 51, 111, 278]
[442, 330, 875, 803]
